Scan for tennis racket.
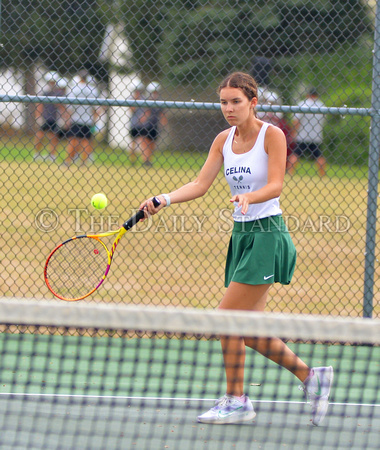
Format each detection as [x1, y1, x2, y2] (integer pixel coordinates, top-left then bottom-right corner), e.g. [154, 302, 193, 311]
[44, 197, 161, 301]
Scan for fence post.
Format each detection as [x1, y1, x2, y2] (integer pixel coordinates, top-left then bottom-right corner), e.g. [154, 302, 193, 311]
[364, 2, 380, 318]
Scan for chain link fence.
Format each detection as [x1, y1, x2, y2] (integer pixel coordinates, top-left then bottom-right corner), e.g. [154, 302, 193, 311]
[0, 0, 378, 317]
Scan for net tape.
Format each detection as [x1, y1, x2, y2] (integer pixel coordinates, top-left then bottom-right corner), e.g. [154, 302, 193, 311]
[1, 298, 380, 344]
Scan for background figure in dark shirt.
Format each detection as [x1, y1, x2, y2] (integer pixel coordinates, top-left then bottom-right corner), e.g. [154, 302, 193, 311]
[137, 82, 167, 167]
[129, 82, 145, 165]
[34, 72, 66, 162]
[64, 70, 99, 167]
[257, 89, 295, 172]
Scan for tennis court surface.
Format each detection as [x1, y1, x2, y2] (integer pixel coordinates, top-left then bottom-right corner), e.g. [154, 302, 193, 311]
[1, 298, 379, 449]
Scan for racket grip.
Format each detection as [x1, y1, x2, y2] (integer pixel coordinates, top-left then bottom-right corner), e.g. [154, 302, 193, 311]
[122, 196, 161, 230]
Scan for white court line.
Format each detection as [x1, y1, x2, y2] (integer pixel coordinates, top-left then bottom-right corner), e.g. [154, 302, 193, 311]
[0, 392, 379, 408]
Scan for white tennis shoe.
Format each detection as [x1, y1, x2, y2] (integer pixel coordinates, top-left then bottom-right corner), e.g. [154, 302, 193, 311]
[300, 366, 334, 426]
[197, 394, 256, 424]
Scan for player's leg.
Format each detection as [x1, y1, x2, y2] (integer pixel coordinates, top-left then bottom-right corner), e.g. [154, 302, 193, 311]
[220, 282, 310, 382]
[198, 281, 332, 425]
[218, 282, 270, 396]
[231, 282, 332, 426]
[221, 282, 309, 382]
[129, 129, 139, 164]
[34, 128, 45, 155]
[225, 282, 332, 426]
[310, 143, 326, 177]
[141, 137, 154, 165]
[80, 138, 93, 165]
[65, 135, 79, 166]
[141, 128, 158, 165]
[147, 139, 156, 165]
[244, 335, 310, 382]
[288, 143, 302, 175]
[219, 283, 309, 387]
[76, 126, 94, 165]
[47, 130, 59, 160]
[197, 283, 268, 424]
[138, 132, 150, 164]
[316, 155, 327, 177]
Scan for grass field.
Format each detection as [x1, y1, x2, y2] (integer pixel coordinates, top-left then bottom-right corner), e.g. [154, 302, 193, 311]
[0, 135, 379, 317]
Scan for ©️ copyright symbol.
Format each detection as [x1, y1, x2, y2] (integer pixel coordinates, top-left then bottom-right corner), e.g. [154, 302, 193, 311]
[35, 209, 59, 232]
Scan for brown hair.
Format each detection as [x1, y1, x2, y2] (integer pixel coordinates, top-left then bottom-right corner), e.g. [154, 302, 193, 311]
[217, 72, 258, 101]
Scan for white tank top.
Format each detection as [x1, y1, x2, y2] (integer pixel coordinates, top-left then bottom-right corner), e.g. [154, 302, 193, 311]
[223, 123, 282, 222]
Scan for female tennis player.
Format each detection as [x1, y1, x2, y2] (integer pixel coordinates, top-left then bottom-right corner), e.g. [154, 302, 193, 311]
[140, 72, 333, 426]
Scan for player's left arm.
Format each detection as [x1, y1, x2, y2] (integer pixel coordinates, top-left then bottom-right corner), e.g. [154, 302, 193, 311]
[231, 125, 287, 215]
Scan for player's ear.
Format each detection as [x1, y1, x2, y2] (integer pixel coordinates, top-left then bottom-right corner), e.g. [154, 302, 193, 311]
[250, 97, 258, 114]
[251, 97, 258, 109]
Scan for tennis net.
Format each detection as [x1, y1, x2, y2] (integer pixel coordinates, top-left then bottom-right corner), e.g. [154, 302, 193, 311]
[0, 298, 379, 449]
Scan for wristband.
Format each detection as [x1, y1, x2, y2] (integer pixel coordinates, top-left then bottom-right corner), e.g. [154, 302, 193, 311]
[161, 193, 171, 207]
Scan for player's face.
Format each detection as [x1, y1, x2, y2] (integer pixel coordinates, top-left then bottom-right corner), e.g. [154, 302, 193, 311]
[220, 87, 257, 126]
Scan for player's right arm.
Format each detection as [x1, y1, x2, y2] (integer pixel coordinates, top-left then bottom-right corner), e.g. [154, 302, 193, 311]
[141, 130, 228, 214]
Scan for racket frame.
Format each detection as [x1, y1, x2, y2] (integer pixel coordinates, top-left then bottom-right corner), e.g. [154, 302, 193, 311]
[44, 197, 160, 301]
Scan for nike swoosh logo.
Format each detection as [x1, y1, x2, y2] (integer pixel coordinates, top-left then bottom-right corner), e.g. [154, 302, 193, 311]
[218, 406, 243, 418]
[263, 275, 274, 280]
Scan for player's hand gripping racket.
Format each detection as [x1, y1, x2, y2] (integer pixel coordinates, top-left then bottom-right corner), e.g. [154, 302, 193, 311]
[44, 197, 161, 301]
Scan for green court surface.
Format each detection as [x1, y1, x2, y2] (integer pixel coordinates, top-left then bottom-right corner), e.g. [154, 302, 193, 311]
[0, 333, 379, 449]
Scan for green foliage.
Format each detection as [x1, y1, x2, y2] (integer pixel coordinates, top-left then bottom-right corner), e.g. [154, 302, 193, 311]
[119, 0, 372, 84]
[121, 1, 167, 81]
[0, 0, 109, 76]
[157, 0, 372, 86]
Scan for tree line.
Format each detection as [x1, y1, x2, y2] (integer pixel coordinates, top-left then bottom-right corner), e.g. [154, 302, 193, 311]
[0, 0, 372, 86]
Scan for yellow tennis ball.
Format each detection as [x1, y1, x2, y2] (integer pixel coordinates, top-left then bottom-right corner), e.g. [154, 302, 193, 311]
[91, 193, 108, 210]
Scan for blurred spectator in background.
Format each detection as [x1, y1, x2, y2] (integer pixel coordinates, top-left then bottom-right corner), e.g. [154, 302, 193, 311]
[138, 81, 167, 167]
[289, 88, 327, 177]
[63, 70, 99, 167]
[129, 81, 146, 165]
[55, 76, 71, 141]
[258, 88, 296, 172]
[34, 72, 66, 162]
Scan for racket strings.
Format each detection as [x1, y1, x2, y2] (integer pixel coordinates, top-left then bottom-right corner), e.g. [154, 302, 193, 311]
[46, 237, 107, 300]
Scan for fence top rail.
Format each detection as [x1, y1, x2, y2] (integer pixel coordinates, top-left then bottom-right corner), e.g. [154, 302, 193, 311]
[0, 94, 373, 116]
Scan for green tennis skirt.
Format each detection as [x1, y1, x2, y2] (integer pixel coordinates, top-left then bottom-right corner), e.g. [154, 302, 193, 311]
[225, 215, 296, 287]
